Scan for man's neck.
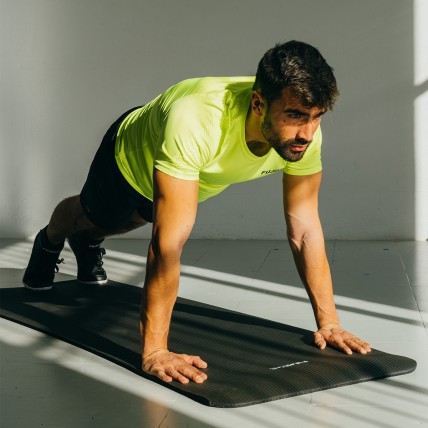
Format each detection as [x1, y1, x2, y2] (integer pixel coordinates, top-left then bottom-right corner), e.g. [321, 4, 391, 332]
[245, 106, 270, 157]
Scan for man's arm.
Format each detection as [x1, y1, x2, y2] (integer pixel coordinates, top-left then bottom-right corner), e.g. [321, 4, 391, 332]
[140, 169, 208, 384]
[283, 171, 371, 355]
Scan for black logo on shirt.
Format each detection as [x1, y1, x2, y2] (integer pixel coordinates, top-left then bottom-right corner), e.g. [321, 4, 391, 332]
[261, 168, 282, 175]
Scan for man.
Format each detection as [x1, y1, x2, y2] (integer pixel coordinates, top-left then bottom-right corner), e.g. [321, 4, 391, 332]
[23, 40, 372, 385]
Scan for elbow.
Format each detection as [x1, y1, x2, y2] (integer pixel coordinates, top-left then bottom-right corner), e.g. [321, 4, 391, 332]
[150, 230, 189, 263]
[286, 215, 307, 251]
[151, 238, 180, 263]
[286, 217, 323, 252]
[287, 228, 307, 253]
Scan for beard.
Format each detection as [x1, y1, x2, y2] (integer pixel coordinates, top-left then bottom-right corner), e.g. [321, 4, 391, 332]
[261, 115, 311, 162]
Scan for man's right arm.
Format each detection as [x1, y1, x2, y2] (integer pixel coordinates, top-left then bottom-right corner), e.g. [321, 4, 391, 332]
[140, 168, 208, 384]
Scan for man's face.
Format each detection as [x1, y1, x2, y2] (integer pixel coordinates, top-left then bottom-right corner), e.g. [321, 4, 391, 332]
[260, 88, 326, 162]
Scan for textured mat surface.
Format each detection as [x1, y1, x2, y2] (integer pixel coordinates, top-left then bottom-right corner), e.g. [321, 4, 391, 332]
[0, 279, 417, 407]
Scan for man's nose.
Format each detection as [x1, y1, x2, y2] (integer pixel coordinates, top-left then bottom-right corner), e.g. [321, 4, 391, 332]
[296, 121, 317, 141]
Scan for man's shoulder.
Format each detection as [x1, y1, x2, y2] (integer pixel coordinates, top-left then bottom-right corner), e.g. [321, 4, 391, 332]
[167, 76, 254, 123]
[167, 93, 223, 127]
[167, 76, 254, 102]
[173, 76, 255, 89]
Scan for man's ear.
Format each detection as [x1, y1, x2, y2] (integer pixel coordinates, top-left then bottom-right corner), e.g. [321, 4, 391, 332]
[251, 91, 266, 117]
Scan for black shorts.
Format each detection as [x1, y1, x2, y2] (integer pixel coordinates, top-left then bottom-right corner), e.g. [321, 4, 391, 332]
[80, 107, 154, 230]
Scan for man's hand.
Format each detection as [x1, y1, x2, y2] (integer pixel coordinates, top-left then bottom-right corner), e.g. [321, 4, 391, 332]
[313, 323, 372, 355]
[143, 349, 208, 384]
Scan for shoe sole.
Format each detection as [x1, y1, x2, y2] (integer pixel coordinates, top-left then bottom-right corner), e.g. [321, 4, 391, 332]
[23, 282, 53, 291]
[77, 279, 108, 285]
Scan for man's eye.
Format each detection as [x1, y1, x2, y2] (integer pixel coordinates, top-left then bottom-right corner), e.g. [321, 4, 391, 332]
[289, 114, 302, 119]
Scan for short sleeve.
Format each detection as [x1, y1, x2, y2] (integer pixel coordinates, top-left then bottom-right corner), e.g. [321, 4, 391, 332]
[283, 126, 323, 176]
[154, 96, 219, 181]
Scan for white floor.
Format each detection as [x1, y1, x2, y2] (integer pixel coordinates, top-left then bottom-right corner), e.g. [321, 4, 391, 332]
[1, 238, 427, 428]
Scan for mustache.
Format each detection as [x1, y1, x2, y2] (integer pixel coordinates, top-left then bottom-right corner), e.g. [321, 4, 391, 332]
[286, 138, 311, 146]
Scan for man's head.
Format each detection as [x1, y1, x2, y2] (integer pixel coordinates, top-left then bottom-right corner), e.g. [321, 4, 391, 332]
[250, 41, 339, 162]
[253, 40, 339, 111]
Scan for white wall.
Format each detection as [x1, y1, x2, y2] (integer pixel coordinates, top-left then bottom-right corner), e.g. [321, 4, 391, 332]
[0, 0, 420, 240]
[414, 0, 428, 241]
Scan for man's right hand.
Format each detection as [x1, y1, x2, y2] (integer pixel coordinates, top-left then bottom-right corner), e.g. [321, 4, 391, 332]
[142, 350, 208, 384]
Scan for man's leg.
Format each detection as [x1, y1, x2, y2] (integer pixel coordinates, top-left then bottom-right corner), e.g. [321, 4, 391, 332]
[65, 203, 148, 285]
[45, 195, 147, 243]
[23, 195, 148, 290]
[23, 106, 148, 290]
[45, 195, 95, 245]
[84, 208, 149, 240]
[22, 195, 90, 291]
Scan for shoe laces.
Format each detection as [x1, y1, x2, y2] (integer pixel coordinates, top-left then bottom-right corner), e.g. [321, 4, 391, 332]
[93, 247, 106, 268]
[54, 258, 65, 273]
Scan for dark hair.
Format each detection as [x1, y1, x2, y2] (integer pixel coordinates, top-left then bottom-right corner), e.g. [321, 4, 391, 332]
[254, 40, 339, 110]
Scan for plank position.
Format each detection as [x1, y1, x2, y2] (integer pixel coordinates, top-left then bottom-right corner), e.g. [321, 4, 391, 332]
[23, 40, 371, 384]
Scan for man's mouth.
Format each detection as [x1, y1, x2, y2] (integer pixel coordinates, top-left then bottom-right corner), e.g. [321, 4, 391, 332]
[289, 143, 308, 152]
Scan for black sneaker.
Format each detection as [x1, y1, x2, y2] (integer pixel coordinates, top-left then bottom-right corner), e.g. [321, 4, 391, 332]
[23, 228, 64, 291]
[68, 232, 107, 285]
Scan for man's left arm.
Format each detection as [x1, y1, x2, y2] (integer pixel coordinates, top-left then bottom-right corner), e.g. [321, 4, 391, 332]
[283, 171, 371, 355]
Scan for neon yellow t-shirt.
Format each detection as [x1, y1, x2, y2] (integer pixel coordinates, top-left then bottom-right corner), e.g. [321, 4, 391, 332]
[115, 76, 322, 202]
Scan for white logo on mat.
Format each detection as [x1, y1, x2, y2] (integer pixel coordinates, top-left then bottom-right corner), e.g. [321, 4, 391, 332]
[269, 360, 309, 370]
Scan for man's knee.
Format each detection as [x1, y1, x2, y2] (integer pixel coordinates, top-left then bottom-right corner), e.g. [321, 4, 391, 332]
[70, 196, 96, 230]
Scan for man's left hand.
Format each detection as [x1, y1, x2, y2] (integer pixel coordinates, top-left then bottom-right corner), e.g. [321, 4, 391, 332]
[313, 323, 372, 355]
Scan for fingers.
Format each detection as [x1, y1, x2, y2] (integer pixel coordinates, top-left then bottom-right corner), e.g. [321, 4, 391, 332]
[344, 337, 372, 354]
[332, 334, 353, 355]
[173, 361, 208, 383]
[322, 332, 352, 354]
[338, 333, 372, 354]
[314, 327, 371, 355]
[143, 351, 208, 384]
[157, 370, 173, 383]
[313, 331, 326, 350]
[186, 354, 208, 369]
[162, 366, 202, 384]
[322, 329, 353, 355]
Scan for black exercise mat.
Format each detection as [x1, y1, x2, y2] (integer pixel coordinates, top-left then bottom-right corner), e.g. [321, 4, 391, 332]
[0, 278, 417, 408]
